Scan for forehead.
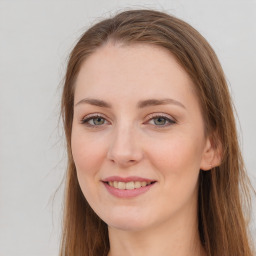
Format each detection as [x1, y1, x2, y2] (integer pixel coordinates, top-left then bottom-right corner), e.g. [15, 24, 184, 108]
[74, 43, 196, 106]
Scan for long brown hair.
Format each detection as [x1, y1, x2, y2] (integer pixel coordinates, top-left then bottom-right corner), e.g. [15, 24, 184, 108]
[60, 9, 254, 256]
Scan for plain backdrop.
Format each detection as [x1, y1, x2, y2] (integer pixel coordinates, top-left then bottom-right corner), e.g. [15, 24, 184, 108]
[0, 1, 255, 255]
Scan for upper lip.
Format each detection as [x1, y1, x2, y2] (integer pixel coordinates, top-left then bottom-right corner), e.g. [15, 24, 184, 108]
[102, 176, 156, 183]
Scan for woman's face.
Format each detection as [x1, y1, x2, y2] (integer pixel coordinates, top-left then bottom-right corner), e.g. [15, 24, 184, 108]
[72, 43, 212, 231]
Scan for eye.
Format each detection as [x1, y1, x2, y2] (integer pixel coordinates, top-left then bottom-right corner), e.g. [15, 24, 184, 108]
[147, 114, 176, 127]
[81, 114, 108, 127]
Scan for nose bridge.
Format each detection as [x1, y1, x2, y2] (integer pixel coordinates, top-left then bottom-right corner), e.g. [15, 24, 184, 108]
[107, 120, 143, 166]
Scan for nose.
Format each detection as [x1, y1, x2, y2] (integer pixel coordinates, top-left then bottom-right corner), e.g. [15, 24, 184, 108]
[107, 125, 144, 168]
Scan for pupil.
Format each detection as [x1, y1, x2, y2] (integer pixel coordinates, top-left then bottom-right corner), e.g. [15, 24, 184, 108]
[155, 117, 166, 125]
[94, 118, 104, 125]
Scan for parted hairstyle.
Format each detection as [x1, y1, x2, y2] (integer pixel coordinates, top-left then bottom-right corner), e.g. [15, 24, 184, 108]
[60, 9, 254, 256]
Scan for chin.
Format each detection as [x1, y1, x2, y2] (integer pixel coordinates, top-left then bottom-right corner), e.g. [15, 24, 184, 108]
[108, 221, 148, 232]
[103, 211, 154, 232]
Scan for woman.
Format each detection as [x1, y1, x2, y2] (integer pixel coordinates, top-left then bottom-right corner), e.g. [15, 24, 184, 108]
[60, 9, 254, 256]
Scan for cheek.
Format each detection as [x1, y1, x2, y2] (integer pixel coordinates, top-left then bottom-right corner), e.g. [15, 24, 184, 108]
[149, 135, 203, 171]
[71, 128, 106, 172]
[146, 137, 202, 214]
[146, 134, 203, 199]
[71, 129, 108, 198]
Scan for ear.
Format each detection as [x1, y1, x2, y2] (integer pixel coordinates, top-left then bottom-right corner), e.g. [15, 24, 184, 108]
[200, 133, 222, 171]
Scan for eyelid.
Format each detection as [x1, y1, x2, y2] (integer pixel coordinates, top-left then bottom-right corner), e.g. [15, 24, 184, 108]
[80, 112, 176, 128]
[145, 113, 176, 127]
[80, 113, 110, 126]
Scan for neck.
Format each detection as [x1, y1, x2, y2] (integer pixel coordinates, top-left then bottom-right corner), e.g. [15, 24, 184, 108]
[107, 209, 205, 256]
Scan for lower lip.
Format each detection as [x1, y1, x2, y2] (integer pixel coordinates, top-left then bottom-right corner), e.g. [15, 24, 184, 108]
[103, 182, 156, 198]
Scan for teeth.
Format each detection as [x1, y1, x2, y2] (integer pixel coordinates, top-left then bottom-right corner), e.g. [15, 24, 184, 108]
[134, 181, 141, 189]
[118, 182, 126, 190]
[125, 181, 134, 190]
[108, 181, 153, 190]
[141, 181, 147, 187]
[113, 181, 118, 188]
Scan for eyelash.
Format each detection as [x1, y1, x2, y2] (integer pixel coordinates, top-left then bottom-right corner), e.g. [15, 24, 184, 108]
[81, 114, 109, 128]
[146, 113, 176, 127]
[80, 113, 176, 128]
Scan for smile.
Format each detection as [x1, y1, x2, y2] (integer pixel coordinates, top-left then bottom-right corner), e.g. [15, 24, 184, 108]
[102, 177, 157, 198]
[107, 181, 154, 190]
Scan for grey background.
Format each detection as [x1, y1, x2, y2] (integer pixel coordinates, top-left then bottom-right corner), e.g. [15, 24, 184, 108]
[0, 1, 255, 255]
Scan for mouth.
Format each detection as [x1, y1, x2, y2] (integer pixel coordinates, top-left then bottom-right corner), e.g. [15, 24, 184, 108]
[103, 180, 156, 190]
[102, 176, 157, 198]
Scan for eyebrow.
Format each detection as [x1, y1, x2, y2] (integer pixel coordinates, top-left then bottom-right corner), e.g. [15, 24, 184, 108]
[137, 98, 186, 109]
[75, 98, 111, 108]
[74, 98, 186, 109]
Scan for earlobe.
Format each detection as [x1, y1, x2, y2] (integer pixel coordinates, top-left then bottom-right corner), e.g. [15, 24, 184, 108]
[200, 135, 222, 171]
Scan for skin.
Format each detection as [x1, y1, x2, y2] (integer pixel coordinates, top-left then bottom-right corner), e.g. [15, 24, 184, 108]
[71, 43, 219, 256]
